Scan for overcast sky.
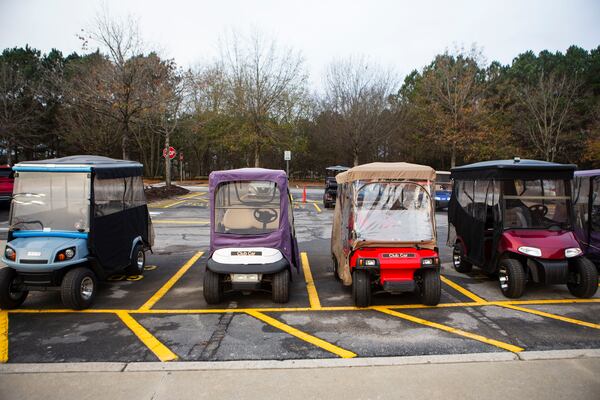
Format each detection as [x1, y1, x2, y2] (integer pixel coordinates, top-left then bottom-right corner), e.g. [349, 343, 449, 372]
[1, 0, 599, 88]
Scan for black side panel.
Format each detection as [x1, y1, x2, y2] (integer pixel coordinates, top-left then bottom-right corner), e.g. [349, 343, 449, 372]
[448, 192, 486, 266]
[89, 205, 149, 270]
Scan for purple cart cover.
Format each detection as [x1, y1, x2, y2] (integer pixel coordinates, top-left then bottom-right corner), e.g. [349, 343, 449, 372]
[208, 168, 300, 271]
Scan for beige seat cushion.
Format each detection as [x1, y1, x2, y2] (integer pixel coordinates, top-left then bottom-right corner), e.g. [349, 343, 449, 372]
[222, 208, 280, 230]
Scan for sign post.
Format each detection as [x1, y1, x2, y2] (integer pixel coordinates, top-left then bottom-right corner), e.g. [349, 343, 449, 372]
[284, 150, 291, 178]
[179, 152, 184, 183]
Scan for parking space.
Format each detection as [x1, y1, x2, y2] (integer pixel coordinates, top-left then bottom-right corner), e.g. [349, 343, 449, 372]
[1, 187, 599, 364]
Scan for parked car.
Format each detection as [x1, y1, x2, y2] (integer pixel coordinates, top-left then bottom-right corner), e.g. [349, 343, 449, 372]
[204, 168, 300, 304]
[434, 171, 451, 210]
[0, 164, 14, 204]
[573, 170, 600, 267]
[449, 158, 598, 299]
[331, 162, 441, 307]
[323, 165, 349, 208]
[0, 156, 154, 309]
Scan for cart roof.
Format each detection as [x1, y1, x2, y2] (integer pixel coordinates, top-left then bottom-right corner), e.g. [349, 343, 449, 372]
[336, 162, 436, 184]
[325, 165, 350, 171]
[209, 168, 288, 187]
[14, 155, 143, 179]
[575, 169, 600, 177]
[451, 159, 576, 180]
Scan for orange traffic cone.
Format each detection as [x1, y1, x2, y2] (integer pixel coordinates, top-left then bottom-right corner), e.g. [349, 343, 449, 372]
[302, 186, 307, 203]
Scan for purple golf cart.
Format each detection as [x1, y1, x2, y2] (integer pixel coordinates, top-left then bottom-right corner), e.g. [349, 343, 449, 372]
[204, 168, 300, 304]
[574, 170, 600, 266]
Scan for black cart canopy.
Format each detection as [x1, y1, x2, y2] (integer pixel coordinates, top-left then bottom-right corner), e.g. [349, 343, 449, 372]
[451, 159, 576, 181]
[15, 155, 143, 179]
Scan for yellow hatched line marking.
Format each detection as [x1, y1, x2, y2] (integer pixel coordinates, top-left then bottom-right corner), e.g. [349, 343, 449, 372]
[152, 220, 210, 225]
[374, 307, 524, 353]
[0, 311, 8, 363]
[440, 275, 487, 303]
[313, 203, 322, 213]
[301, 252, 321, 309]
[116, 311, 178, 362]
[246, 310, 356, 358]
[139, 251, 204, 310]
[7, 298, 600, 315]
[499, 304, 600, 330]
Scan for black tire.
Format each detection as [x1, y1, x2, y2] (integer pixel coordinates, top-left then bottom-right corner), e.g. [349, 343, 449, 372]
[203, 268, 223, 304]
[498, 258, 526, 299]
[352, 269, 371, 307]
[453, 244, 472, 273]
[0, 268, 28, 309]
[125, 244, 145, 275]
[567, 257, 598, 298]
[272, 268, 290, 303]
[417, 269, 441, 306]
[61, 267, 97, 310]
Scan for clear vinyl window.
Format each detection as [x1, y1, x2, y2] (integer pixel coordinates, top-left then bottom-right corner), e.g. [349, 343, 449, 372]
[214, 180, 281, 234]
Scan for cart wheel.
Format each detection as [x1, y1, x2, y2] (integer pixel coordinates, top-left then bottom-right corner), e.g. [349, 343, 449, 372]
[453, 244, 472, 273]
[498, 259, 525, 298]
[125, 244, 145, 275]
[417, 269, 441, 306]
[0, 268, 28, 309]
[567, 257, 598, 298]
[203, 268, 223, 304]
[61, 267, 97, 310]
[332, 255, 341, 281]
[272, 268, 290, 303]
[352, 269, 371, 307]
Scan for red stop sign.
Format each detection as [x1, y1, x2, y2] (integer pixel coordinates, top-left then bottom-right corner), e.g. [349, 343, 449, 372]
[162, 146, 176, 159]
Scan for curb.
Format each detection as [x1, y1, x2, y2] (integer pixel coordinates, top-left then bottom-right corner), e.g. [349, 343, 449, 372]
[3, 349, 600, 374]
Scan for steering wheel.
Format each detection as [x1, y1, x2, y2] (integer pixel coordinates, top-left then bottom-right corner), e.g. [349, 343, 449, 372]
[528, 204, 548, 217]
[253, 209, 278, 229]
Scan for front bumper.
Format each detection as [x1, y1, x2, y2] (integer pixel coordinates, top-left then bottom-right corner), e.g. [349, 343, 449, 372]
[207, 257, 289, 275]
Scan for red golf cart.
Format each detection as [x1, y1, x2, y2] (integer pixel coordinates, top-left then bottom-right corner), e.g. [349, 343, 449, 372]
[449, 159, 598, 298]
[332, 162, 441, 307]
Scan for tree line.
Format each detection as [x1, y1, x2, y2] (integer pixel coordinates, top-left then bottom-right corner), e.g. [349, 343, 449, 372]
[1, 15, 599, 179]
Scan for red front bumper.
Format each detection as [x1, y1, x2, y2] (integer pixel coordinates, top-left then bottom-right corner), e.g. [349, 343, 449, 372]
[350, 247, 439, 285]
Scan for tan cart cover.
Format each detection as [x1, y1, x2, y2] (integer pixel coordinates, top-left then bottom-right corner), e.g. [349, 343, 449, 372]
[332, 162, 437, 285]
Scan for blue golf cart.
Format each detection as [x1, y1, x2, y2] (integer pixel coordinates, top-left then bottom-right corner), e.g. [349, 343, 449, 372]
[0, 156, 154, 309]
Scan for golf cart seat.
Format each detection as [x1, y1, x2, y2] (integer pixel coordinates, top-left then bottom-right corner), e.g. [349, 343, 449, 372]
[222, 208, 280, 231]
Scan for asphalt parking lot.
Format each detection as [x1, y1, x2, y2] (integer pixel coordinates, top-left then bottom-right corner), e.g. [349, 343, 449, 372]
[1, 187, 599, 363]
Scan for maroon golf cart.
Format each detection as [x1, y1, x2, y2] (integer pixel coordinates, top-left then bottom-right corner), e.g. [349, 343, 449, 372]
[449, 159, 598, 298]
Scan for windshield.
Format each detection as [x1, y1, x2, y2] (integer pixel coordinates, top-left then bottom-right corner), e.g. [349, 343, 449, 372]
[353, 182, 434, 242]
[10, 172, 90, 232]
[503, 179, 570, 230]
[214, 180, 281, 235]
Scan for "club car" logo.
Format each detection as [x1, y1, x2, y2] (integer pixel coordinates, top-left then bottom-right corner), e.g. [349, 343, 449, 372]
[231, 250, 263, 256]
[382, 253, 416, 258]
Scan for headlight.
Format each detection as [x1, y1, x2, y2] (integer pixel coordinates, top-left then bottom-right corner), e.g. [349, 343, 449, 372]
[421, 257, 440, 266]
[55, 247, 76, 262]
[5, 246, 16, 261]
[565, 248, 582, 258]
[518, 246, 542, 257]
[358, 258, 378, 267]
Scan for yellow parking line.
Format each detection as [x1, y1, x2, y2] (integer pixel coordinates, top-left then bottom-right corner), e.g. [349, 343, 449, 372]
[0, 311, 8, 363]
[162, 199, 188, 209]
[441, 275, 487, 303]
[301, 252, 321, 309]
[152, 220, 210, 225]
[499, 304, 600, 330]
[313, 203, 322, 213]
[7, 298, 600, 315]
[140, 251, 204, 310]
[116, 311, 178, 362]
[374, 307, 524, 353]
[246, 310, 356, 358]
